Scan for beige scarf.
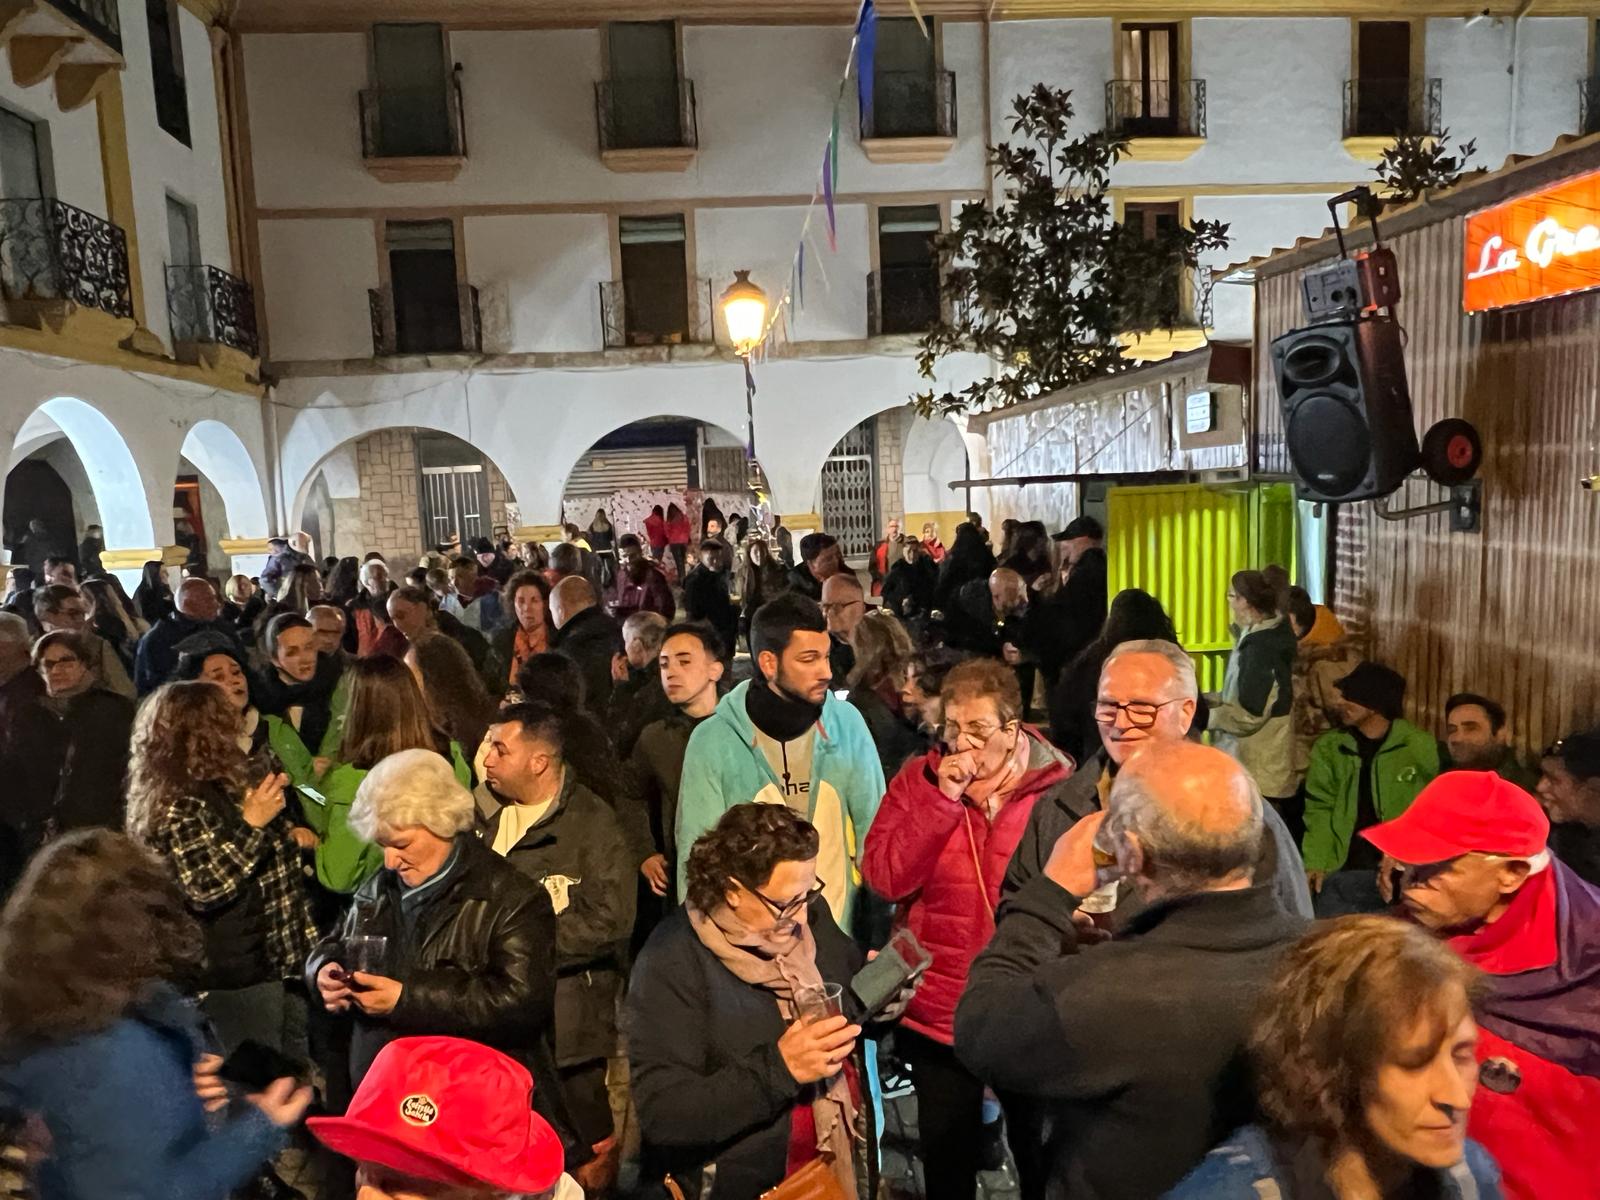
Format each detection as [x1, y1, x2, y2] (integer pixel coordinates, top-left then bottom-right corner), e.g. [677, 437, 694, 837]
[688, 903, 859, 1198]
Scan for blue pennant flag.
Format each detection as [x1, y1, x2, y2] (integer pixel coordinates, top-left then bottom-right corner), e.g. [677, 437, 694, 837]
[856, 0, 877, 134]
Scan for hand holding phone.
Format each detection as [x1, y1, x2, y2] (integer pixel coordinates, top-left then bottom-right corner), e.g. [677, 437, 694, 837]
[849, 928, 932, 1020]
[217, 1040, 308, 1092]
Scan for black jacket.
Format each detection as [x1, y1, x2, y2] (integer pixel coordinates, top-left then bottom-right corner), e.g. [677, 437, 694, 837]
[955, 879, 1306, 1200]
[948, 578, 1032, 660]
[683, 566, 738, 659]
[1048, 645, 1110, 766]
[554, 606, 624, 714]
[882, 558, 936, 621]
[435, 610, 489, 673]
[625, 900, 872, 1200]
[625, 709, 707, 881]
[1, 686, 133, 854]
[847, 685, 926, 784]
[255, 651, 344, 755]
[306, 835, 586, 1167]
[785, 563, 823, 601]
[1031, 550, 1108, 682]
[484, 776, 636, 1067]
[611, 666, 673, 758]
[135, 614, 241, 695]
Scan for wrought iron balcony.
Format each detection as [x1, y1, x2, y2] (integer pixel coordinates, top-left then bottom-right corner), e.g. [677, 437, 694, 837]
[861, 68, 957, 140]
[0, 197, 132, 320]
[166, 264, 259, 358]
[360, 80, 466, 161]
[1579, 77, 1600, 136]
[599, 277, 715, 349]
[1343, 77, 1442, 139]
[868, 265, 942, 337]
[40, 0, 120, 52]
[369, 284, 481, 356]
[1105, 78, 1206, 139]
[596, 78, 698, 152]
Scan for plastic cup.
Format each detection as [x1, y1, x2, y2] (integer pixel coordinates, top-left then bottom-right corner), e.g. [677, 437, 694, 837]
[794, 982, 844, 1024]
[344, 934, 388, 978]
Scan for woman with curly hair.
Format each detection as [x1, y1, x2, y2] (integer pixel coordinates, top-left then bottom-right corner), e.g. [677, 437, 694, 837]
[484, 569, 556, 697]
[0, 829, 310, 1199]
[625, 803, 881, 1200]
[1169, 916, 1501, 1198]
[126, 681, 318, 1061]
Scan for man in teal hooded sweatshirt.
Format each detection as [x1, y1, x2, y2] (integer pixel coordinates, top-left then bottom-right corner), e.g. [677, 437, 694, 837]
[675, 591, 885, 927]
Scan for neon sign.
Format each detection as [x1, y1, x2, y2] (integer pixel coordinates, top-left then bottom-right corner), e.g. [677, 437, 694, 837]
[1463, 167, 1600, 313]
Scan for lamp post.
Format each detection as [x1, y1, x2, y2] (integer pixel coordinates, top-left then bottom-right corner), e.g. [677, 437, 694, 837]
[719, 269, 769, 493]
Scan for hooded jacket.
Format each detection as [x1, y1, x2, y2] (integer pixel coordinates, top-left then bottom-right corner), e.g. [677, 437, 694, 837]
[862, 732, 1071, 1044]
[1289, 606, 1361, 779]
[1209, 615, 1298, 798]
[675, 680, 885, 926]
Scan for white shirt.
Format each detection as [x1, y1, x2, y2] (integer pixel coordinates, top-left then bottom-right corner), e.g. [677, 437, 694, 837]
[491, 798, 557, 856]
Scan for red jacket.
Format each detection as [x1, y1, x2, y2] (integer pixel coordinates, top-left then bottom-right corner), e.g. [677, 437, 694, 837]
[644, 512, 668, 552]
[608, 563, 675, 621]
[665, 513, 692, 546]
[861, 732, 1071, 1045]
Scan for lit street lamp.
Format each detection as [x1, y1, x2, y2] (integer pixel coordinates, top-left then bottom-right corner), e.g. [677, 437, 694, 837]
[719, 270, 769, 491]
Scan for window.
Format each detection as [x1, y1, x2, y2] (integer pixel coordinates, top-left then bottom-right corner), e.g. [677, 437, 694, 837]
[1353, 21, 1413, 136]
[145, 0, 189, 146]
[386, 219, 463, 354]
[618, 214, 689, 345]
[871, 17, 938, 138]
[604, 21, 683, 149]
[165, 194, 199, 267]
[371, 23, 454, 157]
[873, 205, 941, 335]
[1123, 200, 1187, 324]
[0, 106, 47, 199]
[1118, 23, 1179, 135]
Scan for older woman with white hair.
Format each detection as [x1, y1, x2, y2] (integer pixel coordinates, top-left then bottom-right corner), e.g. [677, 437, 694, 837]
[305, 748, 585, 1170]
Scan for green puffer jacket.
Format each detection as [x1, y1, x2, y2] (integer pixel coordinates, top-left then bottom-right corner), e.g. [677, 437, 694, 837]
[294, 739, 472, 895]
[1301, 718, 1439, 872]
[265, 673, 352, 785]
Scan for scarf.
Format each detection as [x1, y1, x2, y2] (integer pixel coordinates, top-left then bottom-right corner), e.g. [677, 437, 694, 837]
[510, 623, 548, 685]
[747, 681, 823, 743]
[688, 903, 858, 1196]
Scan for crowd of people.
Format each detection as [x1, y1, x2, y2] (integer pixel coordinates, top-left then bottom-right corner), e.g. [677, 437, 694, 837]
[0, 503, 1596, 1200]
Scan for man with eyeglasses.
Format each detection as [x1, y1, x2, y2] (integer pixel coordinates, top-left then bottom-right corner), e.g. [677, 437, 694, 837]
[1003, 639, 1312, 921]
[32, 582, 135, 698]
[1364, 771, 1600, 1200]
[820, 571, 867, 687]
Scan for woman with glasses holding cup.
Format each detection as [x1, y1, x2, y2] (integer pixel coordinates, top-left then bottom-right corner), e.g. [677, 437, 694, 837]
[861, 657, 1075, 1200]
[627, 803, 891, 1200]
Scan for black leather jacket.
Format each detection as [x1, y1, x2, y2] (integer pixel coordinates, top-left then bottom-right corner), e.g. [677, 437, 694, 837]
[306, 834, 588, 1167]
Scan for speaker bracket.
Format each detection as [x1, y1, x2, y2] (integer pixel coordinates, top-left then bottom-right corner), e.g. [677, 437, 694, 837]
[1373, 479, 1483, 533]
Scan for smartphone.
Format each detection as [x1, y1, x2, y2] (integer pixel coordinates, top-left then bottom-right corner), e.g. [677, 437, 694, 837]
[218, 1040, 308, 1091]
[849, 927, 933, 1019]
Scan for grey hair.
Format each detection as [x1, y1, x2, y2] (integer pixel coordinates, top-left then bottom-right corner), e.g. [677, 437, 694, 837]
[0, 612, 29, 648]
[1107, 764, 1263, 894]
[1103, 638, 1198, 701]
[623, 610, 668, 654]
[349, 748, 476, 843]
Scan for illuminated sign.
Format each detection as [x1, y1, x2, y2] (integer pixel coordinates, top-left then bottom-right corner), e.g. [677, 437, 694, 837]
[1464, 167, 1600, 313]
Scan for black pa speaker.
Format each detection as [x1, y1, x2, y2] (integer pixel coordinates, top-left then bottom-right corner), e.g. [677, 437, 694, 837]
[1270, 317, 1420, 503]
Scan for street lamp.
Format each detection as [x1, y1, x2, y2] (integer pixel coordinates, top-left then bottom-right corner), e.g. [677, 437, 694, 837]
[719, 270, 769, 492]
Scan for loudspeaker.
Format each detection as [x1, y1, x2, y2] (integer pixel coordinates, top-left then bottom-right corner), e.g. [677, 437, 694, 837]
[1270, 317, 1420, 503]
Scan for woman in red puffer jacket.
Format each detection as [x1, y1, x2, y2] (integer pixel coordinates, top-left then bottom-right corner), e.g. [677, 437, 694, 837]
[861, 657, 1073, 1200]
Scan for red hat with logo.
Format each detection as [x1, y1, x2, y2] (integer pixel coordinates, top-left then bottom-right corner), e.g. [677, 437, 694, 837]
[307, 1036, 563, 1193]
[1361, 770, 1550, 865]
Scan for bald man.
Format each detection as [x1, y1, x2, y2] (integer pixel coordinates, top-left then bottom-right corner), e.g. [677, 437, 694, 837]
[134, 575, 239, 694]
[820, 571, 866, 687]
[549, 576, 624, 714]
[956, 741, 1307, 1200]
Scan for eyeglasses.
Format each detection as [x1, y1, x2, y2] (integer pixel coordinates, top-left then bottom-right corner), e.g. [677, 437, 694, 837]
[820, 600, 864, 616]
[745, 878, 826, 921]
[941, 720, 1015, 750]
[1094, 697, 1187, 728]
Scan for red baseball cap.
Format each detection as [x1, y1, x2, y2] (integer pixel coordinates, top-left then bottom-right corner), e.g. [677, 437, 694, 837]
[1362, 770, 1550, 864]
[308, 1036, 563, 1193]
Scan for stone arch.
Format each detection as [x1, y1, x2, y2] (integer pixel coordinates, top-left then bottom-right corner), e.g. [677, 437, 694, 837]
[557, 412, 768, 523]
[900, 414, 971, 543]
[7, 397, 155, 551]
[180, 420, 271, 541]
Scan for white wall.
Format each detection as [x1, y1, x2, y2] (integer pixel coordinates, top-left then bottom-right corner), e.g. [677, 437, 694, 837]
[464, 213, 611, 352]
[1197, 192, 1340, 341]
[257, 218, 378, 360]
[119, 0, 234, 349]
[0, 70, 104, 216]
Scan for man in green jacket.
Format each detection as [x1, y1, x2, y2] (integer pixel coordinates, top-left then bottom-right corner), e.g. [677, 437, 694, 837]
[1302, 661, 1438, 917]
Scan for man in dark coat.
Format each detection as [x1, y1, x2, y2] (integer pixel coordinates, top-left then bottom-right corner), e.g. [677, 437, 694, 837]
[76, 524, 104, 577]
[482, 704, 635, 1177]
[134, 577, 241, 695]
[957, 740, 1306, 1200]
[786, 532, 842, 601]
[607, 535, 675, 623]
[550, 576, 624, 715]
[1034, 516, 1108, 686]
[681, 542, 738, 666]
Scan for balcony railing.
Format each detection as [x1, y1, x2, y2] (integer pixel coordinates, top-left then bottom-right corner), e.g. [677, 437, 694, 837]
[599, 276, 714, 349]
[0, 197, 132, 320]
[1106, 78, 1207, 139]
[1343, 77, 1442, 139]
[166, 264, 259, 358]
[369, 283, 481, 356]
[1580, 77, 1600, 136]
[861, 68, 957, 140]
[40, 0, 120, 52]
[596, 78, 698, 152]
[360, 80, 466, 160]
[868, 265, 942, 337]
